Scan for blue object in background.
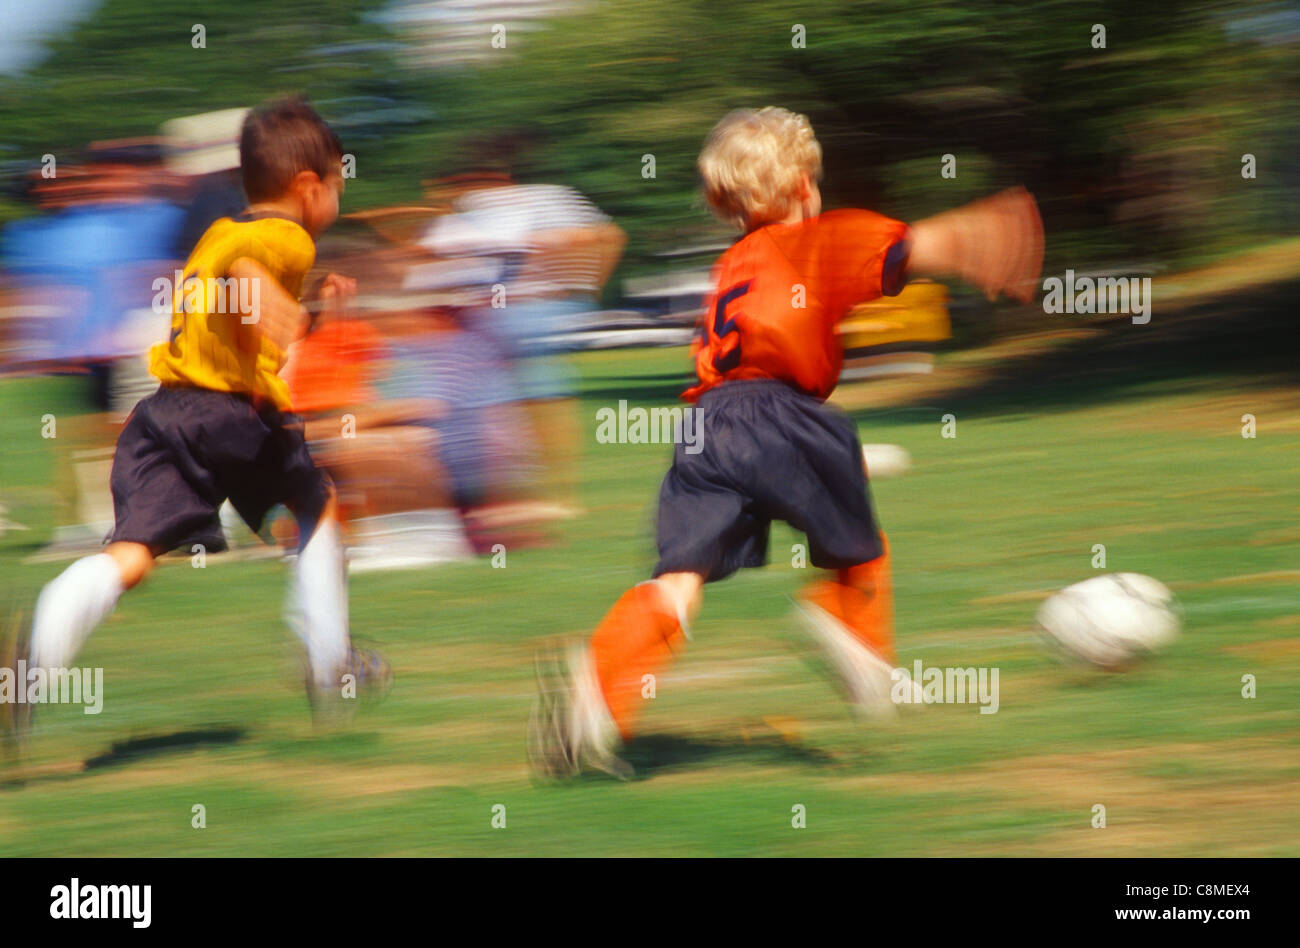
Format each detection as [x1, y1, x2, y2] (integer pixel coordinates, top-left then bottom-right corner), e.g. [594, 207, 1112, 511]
[2, 200, 185, 362]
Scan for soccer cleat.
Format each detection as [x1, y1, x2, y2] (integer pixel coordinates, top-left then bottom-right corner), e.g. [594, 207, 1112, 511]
[565, 644, 634, 780]
[527, 649, 578, 780]
[346, 647, 394, 700]
[527, 644, 633, 782]
[305, 646, 393, 727]
[1, 604, 33, 758]
[793, 597, 921, 719]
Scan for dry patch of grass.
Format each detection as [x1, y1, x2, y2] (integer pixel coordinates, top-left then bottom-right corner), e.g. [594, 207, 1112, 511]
[840, 738, 1300, 855]
[1220, 637, 1300, 661]
[831, 330, 1096, 413]
[1174, 570, 1300, 590]
[73, 755, 469, 804]
[1249, 527, 1300, 548]
[1109, 386, 1300, 435]
[1155, 238, 1300, 307]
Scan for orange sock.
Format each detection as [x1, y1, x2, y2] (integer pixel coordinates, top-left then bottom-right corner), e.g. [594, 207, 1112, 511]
[800, 536, 896, 662]
[589, 581, 686, 739]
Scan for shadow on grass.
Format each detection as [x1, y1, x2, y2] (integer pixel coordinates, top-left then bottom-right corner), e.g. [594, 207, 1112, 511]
[620, 731, 839, 779]
[83, 726, 247, 770]
[1, 726, 248, 790]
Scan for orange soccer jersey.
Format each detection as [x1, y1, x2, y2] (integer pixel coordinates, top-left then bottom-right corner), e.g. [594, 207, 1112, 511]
[283, 318, 386, 414]
[684, 209, 910, 402]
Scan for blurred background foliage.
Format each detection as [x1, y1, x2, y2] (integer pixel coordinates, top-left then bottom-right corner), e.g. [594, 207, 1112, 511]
[0, 0, 1296, 284]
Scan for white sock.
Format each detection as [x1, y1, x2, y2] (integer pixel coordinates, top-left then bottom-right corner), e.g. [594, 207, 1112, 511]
[293, 518, 351, 691]
[30, 552, 125, 669]
[218, 500, 241, 545]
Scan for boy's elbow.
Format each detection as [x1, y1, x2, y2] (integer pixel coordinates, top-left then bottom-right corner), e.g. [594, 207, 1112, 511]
[228, 256, 265, 282]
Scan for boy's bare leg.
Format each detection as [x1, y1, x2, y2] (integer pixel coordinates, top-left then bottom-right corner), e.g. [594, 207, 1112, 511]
[657, 571, 705, 624]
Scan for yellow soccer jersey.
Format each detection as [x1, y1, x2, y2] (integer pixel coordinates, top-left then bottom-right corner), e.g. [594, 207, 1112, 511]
[149, 212, 315, 410]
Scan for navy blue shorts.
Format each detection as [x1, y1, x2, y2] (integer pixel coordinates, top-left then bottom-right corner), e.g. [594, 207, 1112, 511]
[108, 385, 330, 555]
[653, 380, 884, 583]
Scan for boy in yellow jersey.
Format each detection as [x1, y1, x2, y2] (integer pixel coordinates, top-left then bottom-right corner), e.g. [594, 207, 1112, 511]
[10, 98, 387, 738]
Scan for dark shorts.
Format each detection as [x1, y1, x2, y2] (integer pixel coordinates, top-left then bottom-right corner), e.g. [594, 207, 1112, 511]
[109, 386, 330, 554]
[654, 380, 883, 583]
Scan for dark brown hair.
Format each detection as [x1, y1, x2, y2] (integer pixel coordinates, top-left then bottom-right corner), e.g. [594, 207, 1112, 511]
[239, 97, 343, 202]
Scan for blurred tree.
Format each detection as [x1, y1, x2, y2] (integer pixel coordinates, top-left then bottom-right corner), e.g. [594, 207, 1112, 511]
[1, 0, 1295, 287]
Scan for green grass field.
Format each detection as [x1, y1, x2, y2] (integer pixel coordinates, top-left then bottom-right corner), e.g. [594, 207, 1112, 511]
[2, 325, 1299, 856]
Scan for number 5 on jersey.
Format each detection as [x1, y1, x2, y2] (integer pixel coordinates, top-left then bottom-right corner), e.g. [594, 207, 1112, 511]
[711, 281, 751, 373]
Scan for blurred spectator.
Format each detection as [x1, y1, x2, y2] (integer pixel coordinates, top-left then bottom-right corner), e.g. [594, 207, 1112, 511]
[377, 306, 532, 549]
[285, 297, 484, 570]
[160, 108, 249, 257]
[417, 165, 626, 519]
[2, 114, 264, 562]
[4, 141, 182, 377]
[2, 141, 188, 559]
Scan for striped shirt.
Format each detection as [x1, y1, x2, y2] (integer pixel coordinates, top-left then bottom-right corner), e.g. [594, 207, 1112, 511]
[420, 184, 611, 298]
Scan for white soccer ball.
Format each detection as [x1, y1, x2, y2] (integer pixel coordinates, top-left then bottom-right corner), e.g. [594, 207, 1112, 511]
[862, 443, 912, 478]
[1036, 573, 1180, 669]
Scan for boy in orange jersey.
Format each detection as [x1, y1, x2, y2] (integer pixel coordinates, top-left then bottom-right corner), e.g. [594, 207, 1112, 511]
[529, 107, 1042, 778]
[6, 98, 389, 746]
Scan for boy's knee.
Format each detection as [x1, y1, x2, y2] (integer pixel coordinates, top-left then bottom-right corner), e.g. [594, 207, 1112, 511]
[317, 484, 342, 532]
[654, 571, 704, 626]
[105, 542, 155, 589]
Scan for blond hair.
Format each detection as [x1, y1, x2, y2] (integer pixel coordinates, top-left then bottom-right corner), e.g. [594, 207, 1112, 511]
[698, 107, 823, 231]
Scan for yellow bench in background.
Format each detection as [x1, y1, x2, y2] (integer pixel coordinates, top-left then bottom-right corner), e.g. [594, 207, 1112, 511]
[838, 279, 950, 350]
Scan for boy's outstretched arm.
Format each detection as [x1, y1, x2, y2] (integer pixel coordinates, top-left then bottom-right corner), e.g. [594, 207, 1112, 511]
[907, 186, 1044, 303]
